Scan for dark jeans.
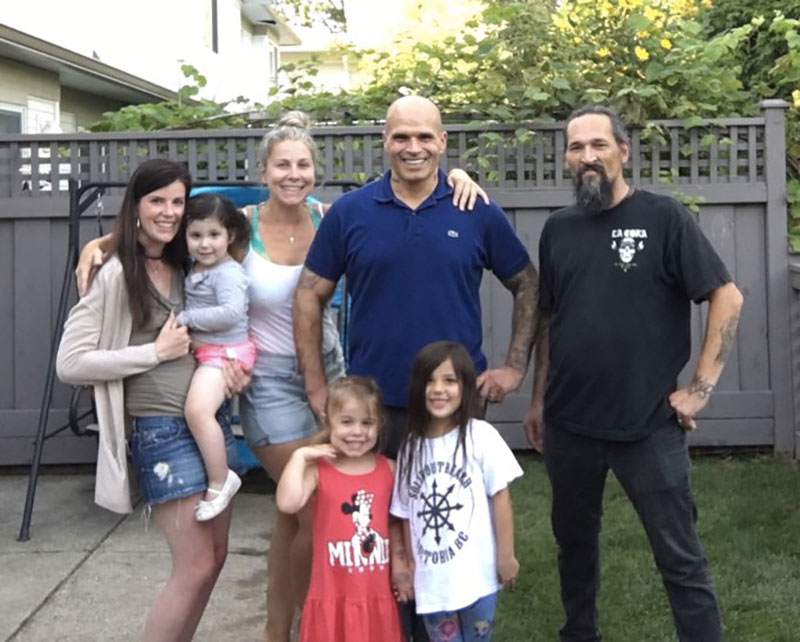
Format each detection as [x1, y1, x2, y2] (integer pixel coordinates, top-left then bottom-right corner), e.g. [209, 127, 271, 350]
[543, 422, 723, 642]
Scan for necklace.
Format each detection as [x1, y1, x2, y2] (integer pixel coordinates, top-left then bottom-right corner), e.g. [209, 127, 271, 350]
[260, 201, 307, 244]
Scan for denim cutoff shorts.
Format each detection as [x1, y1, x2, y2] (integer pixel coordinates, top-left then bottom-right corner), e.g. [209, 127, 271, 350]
[130, 405, 240, 505]
[240, 345, 345, 448]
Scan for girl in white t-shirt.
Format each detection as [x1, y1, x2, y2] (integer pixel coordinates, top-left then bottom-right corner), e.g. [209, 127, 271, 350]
[391, 340, 523, 642]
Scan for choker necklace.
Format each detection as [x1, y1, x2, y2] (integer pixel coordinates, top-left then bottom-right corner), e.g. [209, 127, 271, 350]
[145, 254, 164, 260]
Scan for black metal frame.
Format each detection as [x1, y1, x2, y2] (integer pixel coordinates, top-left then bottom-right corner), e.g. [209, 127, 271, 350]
[17, 176, 360, 542]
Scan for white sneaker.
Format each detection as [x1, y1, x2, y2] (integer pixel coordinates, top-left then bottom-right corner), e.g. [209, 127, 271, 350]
[195, 469, 241, 522]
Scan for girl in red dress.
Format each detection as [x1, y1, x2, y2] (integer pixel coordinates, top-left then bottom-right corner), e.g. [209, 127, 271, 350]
[277, 375, 408, 642]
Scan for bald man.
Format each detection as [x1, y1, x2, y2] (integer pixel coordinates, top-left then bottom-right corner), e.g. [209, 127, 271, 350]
[293, 94, 537, 641]
[294, 95, 537, 452]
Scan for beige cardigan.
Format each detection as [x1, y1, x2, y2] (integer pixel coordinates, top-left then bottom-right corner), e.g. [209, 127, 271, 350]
[56, 256, 160, 514]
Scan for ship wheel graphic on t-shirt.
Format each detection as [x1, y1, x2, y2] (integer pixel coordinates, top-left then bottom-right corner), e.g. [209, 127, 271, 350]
[417, 479, 464, 545]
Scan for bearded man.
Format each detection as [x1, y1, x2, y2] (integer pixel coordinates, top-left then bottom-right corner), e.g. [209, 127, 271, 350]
[523, 104, 743, 642]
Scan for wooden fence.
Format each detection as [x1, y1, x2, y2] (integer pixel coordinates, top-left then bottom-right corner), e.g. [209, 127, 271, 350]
[0, 99, 792, 465]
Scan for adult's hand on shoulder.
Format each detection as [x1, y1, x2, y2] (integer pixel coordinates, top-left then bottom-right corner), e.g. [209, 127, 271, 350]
[154, 312, 191, 362]
[477, 365, 524, 403]
[75, 239, 108, 297]
[522, 400, 544, 453]
[447, 168, 489, 211]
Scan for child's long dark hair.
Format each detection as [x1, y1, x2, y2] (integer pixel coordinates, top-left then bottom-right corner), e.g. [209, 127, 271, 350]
[185, 192, 250, 259]
[401, 341, 479, 487]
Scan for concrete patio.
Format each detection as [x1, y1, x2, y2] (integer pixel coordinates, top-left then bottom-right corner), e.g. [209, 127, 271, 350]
[1, 469, 277, 641]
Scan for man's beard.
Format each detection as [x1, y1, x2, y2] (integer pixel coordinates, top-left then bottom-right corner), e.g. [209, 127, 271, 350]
[573, 163, 613, 214]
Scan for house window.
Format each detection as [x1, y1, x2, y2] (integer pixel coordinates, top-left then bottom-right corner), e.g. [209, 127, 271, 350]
[27, 97, 59, 134]
[0, 104, 24, 134]
[267, 42, 279, 85]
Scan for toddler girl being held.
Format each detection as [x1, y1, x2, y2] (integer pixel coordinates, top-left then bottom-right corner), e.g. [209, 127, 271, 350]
[177, 193, 254, 521]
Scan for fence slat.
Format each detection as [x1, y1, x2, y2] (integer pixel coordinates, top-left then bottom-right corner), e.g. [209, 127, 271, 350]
[631, 129, 641, 184]
[49, 142, 58, 196]
[227, 138, 237, 180]
[30, 143, 41, 195]
[748, 125, 758, 183]
[187, 139, 198, 178]
[207, 140, 218, 181]
[729, 126, 739, 182]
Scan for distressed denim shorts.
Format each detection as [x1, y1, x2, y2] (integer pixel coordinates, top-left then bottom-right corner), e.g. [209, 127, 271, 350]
[239, 346, 345, 448]
[130, 407, 240, 506]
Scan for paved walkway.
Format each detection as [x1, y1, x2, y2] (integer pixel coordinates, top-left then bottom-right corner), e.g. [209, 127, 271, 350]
[1, 470, 276, 641]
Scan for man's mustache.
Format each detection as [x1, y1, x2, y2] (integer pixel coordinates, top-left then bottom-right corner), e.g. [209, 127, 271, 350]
[579, 162, 606, 178]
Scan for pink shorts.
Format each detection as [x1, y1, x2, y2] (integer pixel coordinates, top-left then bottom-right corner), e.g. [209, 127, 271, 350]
[194, 339, 257, 370]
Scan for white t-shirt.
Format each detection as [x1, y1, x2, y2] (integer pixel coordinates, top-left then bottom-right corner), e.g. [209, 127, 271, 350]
[390, 419, 523, 613]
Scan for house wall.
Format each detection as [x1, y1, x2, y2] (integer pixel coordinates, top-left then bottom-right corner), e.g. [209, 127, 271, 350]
[0, 0, 287, 106]
[0, 57, 59, 105]
[60, 88, 124, 130]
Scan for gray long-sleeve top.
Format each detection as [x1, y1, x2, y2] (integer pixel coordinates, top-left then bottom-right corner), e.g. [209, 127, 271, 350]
[176, 259, 250, 345]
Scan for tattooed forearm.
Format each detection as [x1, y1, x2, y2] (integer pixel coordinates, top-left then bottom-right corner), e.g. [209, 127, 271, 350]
[297, 267, 321, 290]
[503, 263, 539, 372]
[715, 314, 739, 364]
[689, 375, 715, 399]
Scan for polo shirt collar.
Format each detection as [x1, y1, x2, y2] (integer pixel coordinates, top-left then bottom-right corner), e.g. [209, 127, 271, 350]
[374, 169, 453, 210]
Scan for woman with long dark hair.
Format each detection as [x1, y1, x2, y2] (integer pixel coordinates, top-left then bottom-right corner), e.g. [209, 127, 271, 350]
[57, 158, 244, 640]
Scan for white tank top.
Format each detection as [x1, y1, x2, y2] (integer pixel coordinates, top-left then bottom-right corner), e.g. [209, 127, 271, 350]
[244, 202, 339, 358]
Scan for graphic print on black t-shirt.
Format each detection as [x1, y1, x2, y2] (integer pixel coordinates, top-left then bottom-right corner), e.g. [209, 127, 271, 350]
[409, 460, 473, 566]
[610, 227, 647, 272]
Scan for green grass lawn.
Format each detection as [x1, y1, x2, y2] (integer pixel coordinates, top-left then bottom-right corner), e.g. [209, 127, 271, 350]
[496, 454, 800, 642]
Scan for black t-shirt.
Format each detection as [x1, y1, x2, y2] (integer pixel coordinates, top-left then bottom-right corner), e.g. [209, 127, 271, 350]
[538, 189, 731, 440]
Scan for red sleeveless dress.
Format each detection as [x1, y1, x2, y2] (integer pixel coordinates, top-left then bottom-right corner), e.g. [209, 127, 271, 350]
[299, 455, 405, 642]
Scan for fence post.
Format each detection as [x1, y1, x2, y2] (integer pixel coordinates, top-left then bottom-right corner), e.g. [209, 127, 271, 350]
[760, 99, 793, 455]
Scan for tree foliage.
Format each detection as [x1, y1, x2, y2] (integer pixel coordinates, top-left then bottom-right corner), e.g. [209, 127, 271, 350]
[271, 0, 346, 33]
[88, 1, 800, 244]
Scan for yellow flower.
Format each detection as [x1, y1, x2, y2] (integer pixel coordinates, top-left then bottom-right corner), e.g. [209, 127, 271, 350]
[634, 46, 650, 61]
[552, 13, 570, 32]
[601, 1, 613, 15]
[793, 89, 800, 109]
[597, 46, 612, 57]
[644, 6, 661, 22]
[661, 38, 673, 50]
[702, 0, 713, 7]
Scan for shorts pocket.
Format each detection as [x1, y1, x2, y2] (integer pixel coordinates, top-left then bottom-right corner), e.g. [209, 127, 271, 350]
[132, 419, 184, 451]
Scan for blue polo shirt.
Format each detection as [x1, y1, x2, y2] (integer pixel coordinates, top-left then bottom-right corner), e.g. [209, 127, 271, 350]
[305, 170, 530, 406]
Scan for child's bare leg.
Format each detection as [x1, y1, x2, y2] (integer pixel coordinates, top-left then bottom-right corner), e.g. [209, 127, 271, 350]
[184, 366, 229, 497]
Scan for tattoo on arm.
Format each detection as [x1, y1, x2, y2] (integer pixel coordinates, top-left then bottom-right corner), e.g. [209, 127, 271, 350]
[689, 374, 715, 399]
[715, 314, 739, 364]
[297, 268, 321, 291]
[502, 263, 540, 372]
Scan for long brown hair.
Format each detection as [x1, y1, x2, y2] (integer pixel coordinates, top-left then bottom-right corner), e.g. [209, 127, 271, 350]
[109, 159, 192, 326]
[400, 341, 479, 487]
